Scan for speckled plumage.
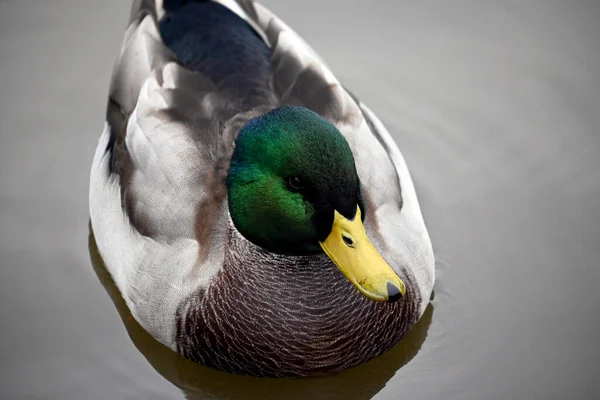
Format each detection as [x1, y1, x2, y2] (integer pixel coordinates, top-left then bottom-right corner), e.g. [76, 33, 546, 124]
[89, 0, 435, 377]
[176, 219, 421, 376]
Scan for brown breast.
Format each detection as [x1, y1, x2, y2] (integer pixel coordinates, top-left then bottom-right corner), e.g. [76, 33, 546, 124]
[175, 224, 421, 377]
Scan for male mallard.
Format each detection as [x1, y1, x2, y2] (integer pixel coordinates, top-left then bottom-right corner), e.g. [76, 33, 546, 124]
[89, 0, 434, 377]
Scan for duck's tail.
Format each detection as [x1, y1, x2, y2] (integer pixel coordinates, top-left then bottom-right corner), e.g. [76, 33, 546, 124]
[127, 0, 257, 23]
[162, 0, 210, 13]
[162, 0, 193, 12]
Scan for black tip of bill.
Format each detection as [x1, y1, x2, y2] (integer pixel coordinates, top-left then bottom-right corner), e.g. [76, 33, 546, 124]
[386, 282, 403, 302]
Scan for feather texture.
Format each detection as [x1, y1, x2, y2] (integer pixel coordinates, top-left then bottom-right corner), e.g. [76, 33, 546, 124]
[90, 0, 434, 376]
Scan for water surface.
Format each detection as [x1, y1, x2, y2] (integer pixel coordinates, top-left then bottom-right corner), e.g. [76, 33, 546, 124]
[1, 0, 599, 399]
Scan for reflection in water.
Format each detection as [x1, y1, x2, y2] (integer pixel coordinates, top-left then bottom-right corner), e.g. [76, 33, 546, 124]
[89, 228, 433, 400]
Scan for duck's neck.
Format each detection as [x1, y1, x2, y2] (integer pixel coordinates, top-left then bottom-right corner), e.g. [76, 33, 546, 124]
[175, 219, 422, 377]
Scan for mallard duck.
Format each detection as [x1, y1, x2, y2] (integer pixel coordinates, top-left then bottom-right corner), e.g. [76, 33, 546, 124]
[89, 0, 434, 377]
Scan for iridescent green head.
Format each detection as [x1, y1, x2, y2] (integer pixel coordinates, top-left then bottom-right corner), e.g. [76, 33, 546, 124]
[227, 105, 363, 254]
[227, 105, 406, 302]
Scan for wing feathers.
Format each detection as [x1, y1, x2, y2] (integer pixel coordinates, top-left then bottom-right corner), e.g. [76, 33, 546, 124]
[91, 1, 435, 346]
[110, 15, 173, 117]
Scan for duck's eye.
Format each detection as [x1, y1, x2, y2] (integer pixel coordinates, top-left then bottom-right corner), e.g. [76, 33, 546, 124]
[287, 176, 304, 191]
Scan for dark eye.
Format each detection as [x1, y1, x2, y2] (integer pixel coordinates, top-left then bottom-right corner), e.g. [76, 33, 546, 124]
[287, 176, 304, 191]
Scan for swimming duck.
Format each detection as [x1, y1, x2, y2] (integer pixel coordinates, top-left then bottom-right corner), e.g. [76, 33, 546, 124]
[89, 0, 434, 377]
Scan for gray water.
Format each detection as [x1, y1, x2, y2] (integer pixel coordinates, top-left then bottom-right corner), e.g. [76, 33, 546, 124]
[1, 1, 599, 399]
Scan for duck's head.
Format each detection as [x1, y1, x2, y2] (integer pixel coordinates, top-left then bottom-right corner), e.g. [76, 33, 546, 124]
[227, 105, 405, 302]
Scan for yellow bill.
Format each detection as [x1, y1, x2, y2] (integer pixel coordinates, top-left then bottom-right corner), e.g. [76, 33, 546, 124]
[319, 207, 406, 302]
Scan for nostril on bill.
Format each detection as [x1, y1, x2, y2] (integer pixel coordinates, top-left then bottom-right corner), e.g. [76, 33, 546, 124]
[342, 234, 354, 247]
[386, 282, 403, 302]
